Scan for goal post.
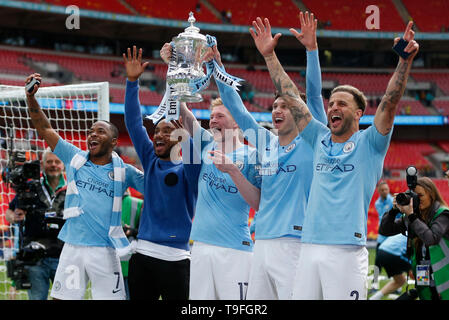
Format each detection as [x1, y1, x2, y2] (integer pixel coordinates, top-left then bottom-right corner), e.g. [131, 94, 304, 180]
[0, 82, 110, 300]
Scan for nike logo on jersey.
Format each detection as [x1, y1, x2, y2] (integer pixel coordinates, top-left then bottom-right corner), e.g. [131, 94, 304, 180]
[112, 289, 121, 294]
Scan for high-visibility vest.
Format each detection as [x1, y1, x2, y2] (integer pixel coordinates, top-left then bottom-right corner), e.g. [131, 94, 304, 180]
[412, 206, 449, 300]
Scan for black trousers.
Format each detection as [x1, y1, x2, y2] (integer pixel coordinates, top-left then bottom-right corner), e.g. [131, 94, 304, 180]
[128, 252, 190, 300]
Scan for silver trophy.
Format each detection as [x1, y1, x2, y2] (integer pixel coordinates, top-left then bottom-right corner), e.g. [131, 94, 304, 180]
[166, 12, 208, 102]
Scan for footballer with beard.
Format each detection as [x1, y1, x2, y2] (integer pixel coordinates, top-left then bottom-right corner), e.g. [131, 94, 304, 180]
[208, 13, 327, 299]
[123, 46, 201, 300]
[291, 21, 420, 300]
[24, 73, 144, 300]
[159, 40, 261, 299]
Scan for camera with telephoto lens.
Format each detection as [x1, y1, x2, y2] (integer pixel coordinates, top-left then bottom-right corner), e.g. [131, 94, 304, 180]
[1, 151, 42, 212]
[396, 166, 420, 213]
[3, 151, 65, 288]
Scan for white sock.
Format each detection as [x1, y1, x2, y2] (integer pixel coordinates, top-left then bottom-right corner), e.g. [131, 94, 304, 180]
[369, 290, 384, 300]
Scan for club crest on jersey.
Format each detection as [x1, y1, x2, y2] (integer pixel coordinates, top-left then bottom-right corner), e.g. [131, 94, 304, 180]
[108, 171, 114, 180]
[343, 141, 355, 153]
[285, 143, 296, 153]
[235, 160, 244, 171]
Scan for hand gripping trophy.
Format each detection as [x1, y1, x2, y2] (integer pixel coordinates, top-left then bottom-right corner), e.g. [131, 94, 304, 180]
[147, 12, 243, 123]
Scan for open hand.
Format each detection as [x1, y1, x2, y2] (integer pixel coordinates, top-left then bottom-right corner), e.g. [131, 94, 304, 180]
[249, 17, 281, 58]
[289, 11, 318, 51]
[122, 46, 150, 82]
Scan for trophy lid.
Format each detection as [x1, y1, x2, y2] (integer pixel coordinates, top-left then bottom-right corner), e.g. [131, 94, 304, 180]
[175, 12, 207, 42]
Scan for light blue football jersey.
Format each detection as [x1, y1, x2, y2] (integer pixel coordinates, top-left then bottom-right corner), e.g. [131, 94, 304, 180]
[190, 130, 261, 252]
[215, 50, 326, 240]
[300, 118, 393, 246]
[253, 133, 315, 239]
[54, 138, 143, 247]
[379, 233, 410, 263]
[375, 194, 394, 244]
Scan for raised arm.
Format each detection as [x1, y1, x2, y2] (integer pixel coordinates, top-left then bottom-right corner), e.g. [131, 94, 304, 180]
[178, 102, 202, 137]
[374, 21, 419, 136]
[123, 46, 155, 159]
[250, 17, 299, 99]
[290, 11, 327, 124]
[250, 17, 312, 133]
[25, 73, 60, 150]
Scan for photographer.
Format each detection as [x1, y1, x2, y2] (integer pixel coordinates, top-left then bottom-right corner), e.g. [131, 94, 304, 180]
[5, 147, 66, 300]
[379, 177, 449, 300]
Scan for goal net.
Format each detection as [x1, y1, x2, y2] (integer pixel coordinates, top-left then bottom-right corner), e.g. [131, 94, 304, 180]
[0, 82, 109, 300]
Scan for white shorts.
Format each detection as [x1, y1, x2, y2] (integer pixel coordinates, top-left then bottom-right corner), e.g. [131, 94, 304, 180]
[291, 243, 368, 300]
[50, 243, 126, 300]
[189, 242, 253, 300]
[246, 237, 302, 300]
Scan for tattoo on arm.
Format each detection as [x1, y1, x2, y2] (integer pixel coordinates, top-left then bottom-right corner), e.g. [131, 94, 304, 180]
[291, 100, 312, 131]
[379, 61, 410, 113]
[265, 55, 300, 98]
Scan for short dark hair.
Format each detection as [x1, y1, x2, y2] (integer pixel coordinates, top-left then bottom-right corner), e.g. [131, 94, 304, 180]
[274, 91, 307, 103]
[331, 85, 367, 113]
[97, 120, 118, 139]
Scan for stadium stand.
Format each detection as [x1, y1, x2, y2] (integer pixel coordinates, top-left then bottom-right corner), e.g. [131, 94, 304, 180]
[402, 0, 449, 32]
[437, 141, 449, 154]
[43, 0, 133, 15]
[323, 72, 391, 96]
[208, 0, 300, 27]
[0, 50, 34, 75]
[434, 99, 449, 116]
[383, 141, 435, 170]
[1, 45, 447, 116]
[126, 0, 220, 23]
[411, 72, 449, 96]
[301, 0, 406, 31]
[16, 0, 449, 32]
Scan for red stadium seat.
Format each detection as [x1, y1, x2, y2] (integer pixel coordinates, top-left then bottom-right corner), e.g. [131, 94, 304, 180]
[302, 0, 405, 31]
[0, 50, 34, 75]
[402, 0, 449, 32]
[411, 72, 449, 96]
[322, 72, 391, 96]
[43, 0, 133, 15]
[383, 141, 435, 171]
[126, 0, 220, 23]
[208, 0, 300, 27]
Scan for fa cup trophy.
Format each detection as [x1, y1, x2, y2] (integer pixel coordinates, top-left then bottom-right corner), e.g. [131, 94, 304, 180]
[147, 12, 242, 123]
[166, 12, 208, 102]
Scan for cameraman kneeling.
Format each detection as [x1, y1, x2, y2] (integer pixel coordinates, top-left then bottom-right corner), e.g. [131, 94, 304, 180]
[5, 148, 66, 300]
[379, 177, 449, 300]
